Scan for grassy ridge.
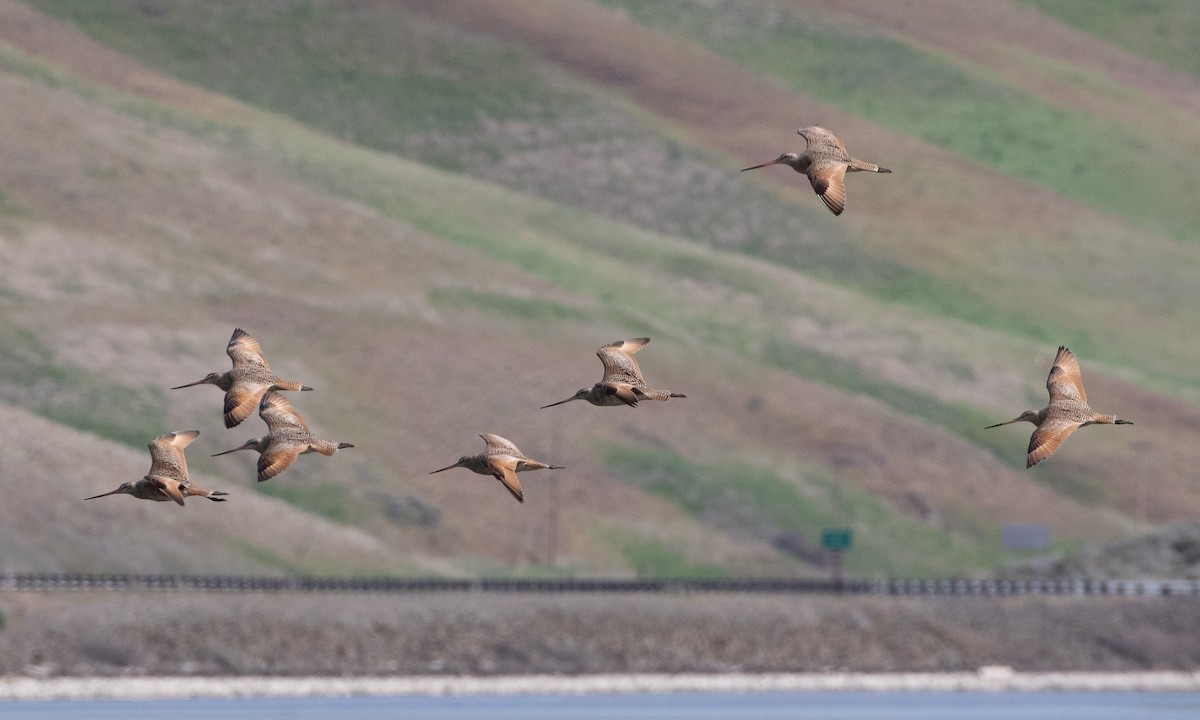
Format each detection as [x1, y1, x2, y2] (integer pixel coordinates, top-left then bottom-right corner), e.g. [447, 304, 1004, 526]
[597, 0, 1200, 242]
[27, 0, 1075, 354]
[606, 444, 1009, 576]
[761, 339, 1019, 467]
[32, 0, 581, 157]
[0, 327, 168, 446]
[30, 0, 1200, 393]
[1023, 0, 1200, 80]
[2, 0, 1191, 579]
[0, 38, 1126, 573]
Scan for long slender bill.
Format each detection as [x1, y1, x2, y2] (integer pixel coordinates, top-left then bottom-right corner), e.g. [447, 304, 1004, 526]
[539, 397, 577, 409]
[984, 417, 1022, 429]
[544, 396, 580, 408]
[211, 445, 251, 457]
[85, 489, 123, 500]
[740, 159, 782, 172]
[170, 378, 209, 389]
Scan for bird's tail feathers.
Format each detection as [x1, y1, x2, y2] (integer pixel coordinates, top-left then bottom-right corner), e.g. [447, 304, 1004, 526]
[848, 159, 890, 173]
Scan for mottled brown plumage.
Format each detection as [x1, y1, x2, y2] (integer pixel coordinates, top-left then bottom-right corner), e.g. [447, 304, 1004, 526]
[171, 328, 313, 428]
[429, 433, 563, 503]
[541, 337, 685, 409]
[986, 346, 1133, 468]
[86, 430, 228, 505]
[741, 126, 891, 216]
[212, 391, 353, 482]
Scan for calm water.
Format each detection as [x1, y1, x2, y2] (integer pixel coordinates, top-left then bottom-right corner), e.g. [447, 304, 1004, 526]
[4, 692, 1200, 720]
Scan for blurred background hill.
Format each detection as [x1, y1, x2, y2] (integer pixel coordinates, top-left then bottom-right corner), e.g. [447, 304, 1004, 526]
[1, 0, 1198, 580]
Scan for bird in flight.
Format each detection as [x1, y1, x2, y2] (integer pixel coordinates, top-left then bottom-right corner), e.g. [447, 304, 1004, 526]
[742, 125, 891, 216]
[986, 346, 1133, 468]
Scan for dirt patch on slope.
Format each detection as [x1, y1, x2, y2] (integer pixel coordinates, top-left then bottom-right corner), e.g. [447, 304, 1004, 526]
[806, 0, 1200, 119]
[0, 0, 250, 120]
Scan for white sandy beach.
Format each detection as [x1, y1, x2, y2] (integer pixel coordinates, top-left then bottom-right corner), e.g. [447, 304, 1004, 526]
[4, 669, 1200, 701]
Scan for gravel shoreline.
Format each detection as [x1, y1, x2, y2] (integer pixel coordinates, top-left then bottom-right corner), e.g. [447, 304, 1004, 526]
[5, 670, 1200, 701]
[5, 592, 1200, 680]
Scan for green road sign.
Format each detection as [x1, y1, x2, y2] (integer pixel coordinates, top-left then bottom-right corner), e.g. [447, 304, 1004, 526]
[821, 528, 853, 551]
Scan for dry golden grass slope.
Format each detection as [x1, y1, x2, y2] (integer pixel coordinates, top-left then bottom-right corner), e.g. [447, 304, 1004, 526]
[0, 1, 1197, 578]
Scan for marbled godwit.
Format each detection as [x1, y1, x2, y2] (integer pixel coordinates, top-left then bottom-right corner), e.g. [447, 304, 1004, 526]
[741, 126, 891, 216]
[86, 430, 228, 505]
[986, 346, 1133, 468]
[541, 337, 685, 409]
[172, 328, 312, 428]
[212, 391, 353, 482]
[429, 433, 563, 504]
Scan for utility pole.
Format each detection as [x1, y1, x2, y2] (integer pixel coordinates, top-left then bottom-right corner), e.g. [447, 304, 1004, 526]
[545, 424, 561, 569]
[821, 528, 852, 590]
[546, 467, 559, 569]
[1131, 441, 1150, 527]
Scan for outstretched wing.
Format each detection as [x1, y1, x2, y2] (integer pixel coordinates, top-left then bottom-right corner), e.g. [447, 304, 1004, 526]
[807, 161, 849, 216]
[486, 456, 525, 503]
[147, 475, 186, 506]
[254, 392, 311, 481]
[1045, 346, 1087, 405]
[226, 328, 270, 368]
[601, 383, 641, 407]
[597, 338, 649, 385]
[257, 445, 302, 483]
[258, 391, 310, 432]
[1026, 418, 1083, 468]
[798, 126, 849, 157]
[147, 430, 198, 482]
[480, 433, 524, 458]
[223, 382, 270, 429]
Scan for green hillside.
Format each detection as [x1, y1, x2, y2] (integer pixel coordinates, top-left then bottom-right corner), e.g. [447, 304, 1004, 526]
[1, 0, 1198, 579]
[1023, 0, 1200, 80]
